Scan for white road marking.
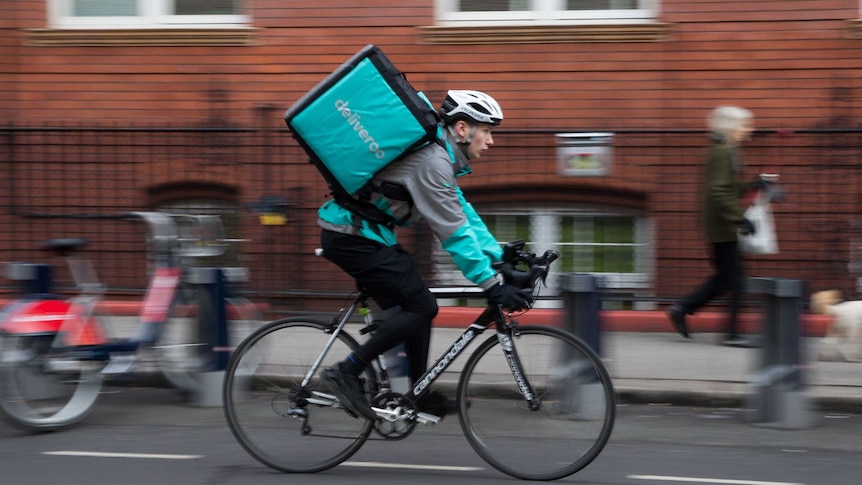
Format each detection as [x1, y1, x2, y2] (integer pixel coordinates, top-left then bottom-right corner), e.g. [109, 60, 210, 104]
[43, 451, 202, 460]
[628, 475, 804, 485]
[626, 475, 805, 485]
[343, 461, 483, 472]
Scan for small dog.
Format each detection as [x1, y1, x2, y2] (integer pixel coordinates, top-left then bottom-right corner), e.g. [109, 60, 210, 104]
[810, 289, 862, 362]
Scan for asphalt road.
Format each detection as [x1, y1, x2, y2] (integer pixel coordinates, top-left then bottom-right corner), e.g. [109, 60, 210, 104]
[1, 386, 859, 485]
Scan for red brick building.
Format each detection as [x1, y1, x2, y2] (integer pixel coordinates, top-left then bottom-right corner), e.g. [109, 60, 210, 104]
[2, 1, 862, 311]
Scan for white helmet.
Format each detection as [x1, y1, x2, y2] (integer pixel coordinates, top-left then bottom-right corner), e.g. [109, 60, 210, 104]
[439, 90, 504, 126]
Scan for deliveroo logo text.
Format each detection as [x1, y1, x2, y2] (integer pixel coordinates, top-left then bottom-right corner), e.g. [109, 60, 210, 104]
[335, 99, 386, 160]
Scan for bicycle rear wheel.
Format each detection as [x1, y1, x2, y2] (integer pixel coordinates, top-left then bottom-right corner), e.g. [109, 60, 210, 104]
[223, 318, 377, 473]
[0, 332, 104, 432]
[458, 325, 615, 480]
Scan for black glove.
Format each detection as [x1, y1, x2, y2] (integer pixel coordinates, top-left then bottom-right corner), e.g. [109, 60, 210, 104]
[486, 282, 534, 311]
[738, 217, 756, 236]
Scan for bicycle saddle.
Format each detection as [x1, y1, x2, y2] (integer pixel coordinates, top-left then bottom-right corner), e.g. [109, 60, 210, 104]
[39, 238, 88, 255]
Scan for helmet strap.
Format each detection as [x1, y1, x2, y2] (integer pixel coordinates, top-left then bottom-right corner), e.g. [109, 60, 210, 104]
[447, 122, 477, 157]
[464, 124, 478, 145]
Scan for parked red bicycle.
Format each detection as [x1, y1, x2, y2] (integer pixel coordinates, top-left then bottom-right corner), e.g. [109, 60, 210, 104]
[0, 212, 261, 432]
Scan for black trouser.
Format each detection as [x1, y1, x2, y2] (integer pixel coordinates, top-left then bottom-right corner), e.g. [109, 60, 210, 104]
[680, 241, 744, 338]
[321, 229, 439, 383]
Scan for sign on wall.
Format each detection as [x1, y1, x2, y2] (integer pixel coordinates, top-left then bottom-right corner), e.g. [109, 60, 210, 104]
[555, 132, 614, 177]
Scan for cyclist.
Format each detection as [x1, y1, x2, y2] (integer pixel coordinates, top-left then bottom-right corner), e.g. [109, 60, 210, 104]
[319, 90, 533, 420]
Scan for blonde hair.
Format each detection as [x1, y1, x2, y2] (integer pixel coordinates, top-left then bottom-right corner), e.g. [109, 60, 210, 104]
[707, 106, 753, 138]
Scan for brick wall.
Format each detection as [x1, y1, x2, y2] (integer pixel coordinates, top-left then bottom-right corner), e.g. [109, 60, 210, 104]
[4, 1, 861, 128]
[3, 1, 862, 308]
[0, 1, 16, 122]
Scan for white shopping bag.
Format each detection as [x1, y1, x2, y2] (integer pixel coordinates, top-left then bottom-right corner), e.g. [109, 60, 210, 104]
[738, 192, 778, 255]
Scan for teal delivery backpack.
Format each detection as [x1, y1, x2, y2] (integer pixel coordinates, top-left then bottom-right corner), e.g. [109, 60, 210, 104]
[284, 45, 440, 226]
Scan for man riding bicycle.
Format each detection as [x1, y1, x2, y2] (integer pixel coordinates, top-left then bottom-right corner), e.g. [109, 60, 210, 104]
[319, 90, 533, 420]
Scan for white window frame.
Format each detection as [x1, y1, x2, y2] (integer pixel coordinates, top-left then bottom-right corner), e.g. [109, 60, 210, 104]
[47, 0, 249, 29]
[431, 207, 655, 309]
[435, 0, 658, 26]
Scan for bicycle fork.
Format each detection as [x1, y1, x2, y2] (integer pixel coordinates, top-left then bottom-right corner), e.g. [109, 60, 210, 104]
[496, 320, 542, 411]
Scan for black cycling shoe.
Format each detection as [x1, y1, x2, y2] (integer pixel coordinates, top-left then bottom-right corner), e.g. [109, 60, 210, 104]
[417, 390, 459, 418]
[320, 365, 377, 421]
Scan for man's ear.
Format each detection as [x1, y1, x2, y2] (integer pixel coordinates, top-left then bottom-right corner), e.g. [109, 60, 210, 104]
[454, 119, 468, 136]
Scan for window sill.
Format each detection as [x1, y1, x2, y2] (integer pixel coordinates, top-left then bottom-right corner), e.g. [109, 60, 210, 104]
[24, 28, 257, 46]
[418, 23, 672, 44]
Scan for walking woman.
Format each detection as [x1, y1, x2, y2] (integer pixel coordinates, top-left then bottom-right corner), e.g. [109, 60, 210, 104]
[667, 105, 760, 347]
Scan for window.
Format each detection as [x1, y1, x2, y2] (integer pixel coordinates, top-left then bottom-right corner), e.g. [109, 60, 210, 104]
[436, 0, 657, 25]
[432, 208, 655, 309]
[48, 0, 249, 29]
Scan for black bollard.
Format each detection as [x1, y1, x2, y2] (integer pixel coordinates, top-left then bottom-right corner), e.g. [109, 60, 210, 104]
[187, 267, 233, 407]
[558, 273, 605, 419]
[744, 277, 813, 429]
[560, 273, 602, 355]
[6, 262, 53, 297]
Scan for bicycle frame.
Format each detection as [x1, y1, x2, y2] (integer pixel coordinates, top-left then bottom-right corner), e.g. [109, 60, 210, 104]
[303, 290, 540, 420]
[406, 305, 537, 406]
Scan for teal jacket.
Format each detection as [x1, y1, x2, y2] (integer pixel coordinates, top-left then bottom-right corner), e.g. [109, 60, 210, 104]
[318, 128, 503, 289]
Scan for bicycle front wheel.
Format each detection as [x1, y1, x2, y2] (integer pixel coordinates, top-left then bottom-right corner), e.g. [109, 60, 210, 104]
[223, 318, 377, 473]
[458, 325, 615, 480]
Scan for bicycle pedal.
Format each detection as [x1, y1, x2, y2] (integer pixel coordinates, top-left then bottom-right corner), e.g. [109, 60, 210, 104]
[414, 411, 441, 426]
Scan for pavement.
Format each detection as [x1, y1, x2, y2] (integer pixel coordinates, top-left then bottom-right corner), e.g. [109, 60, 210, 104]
[4, 306, 860, 418]
[103, 313, 862, 415]
[425, 326, 862, 413]
[599, 330, 862, 412]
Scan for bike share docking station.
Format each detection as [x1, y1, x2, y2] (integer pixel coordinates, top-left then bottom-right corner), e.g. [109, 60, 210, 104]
[4, 251, 248, 408]
[559, 273, 606, 419]
[744, 277, 813, 429]
[5, 262, 53, 296]
[186, 266, 251, 407]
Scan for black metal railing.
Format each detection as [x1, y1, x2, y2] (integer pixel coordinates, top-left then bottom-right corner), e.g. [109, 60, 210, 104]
[2, 123, 861, 315]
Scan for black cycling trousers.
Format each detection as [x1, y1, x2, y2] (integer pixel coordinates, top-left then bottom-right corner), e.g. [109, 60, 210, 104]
[321, 230, 439, 383]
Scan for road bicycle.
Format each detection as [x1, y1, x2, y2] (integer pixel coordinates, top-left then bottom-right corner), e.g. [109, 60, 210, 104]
[0, 212, 261, 432]
[223, 240, 615, 480]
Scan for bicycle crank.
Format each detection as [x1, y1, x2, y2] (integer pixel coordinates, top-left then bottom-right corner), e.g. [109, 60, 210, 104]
[371, 392, 425, 440]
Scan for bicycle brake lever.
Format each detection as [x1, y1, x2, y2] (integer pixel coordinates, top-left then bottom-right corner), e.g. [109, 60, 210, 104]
[540, 250, 560, 266]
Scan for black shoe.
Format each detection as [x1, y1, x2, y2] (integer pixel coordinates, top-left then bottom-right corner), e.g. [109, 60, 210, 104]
[416, 390, 459, 418]
[667, 304, 690, 339]
[320, 366, 377, 420]
[722, 336, 761, 348]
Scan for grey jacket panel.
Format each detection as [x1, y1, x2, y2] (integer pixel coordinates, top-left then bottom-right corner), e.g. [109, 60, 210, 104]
[372, 133, 467, 243]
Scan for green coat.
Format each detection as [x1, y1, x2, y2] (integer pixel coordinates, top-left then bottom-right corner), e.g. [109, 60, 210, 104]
[702, 135, 750, 243]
